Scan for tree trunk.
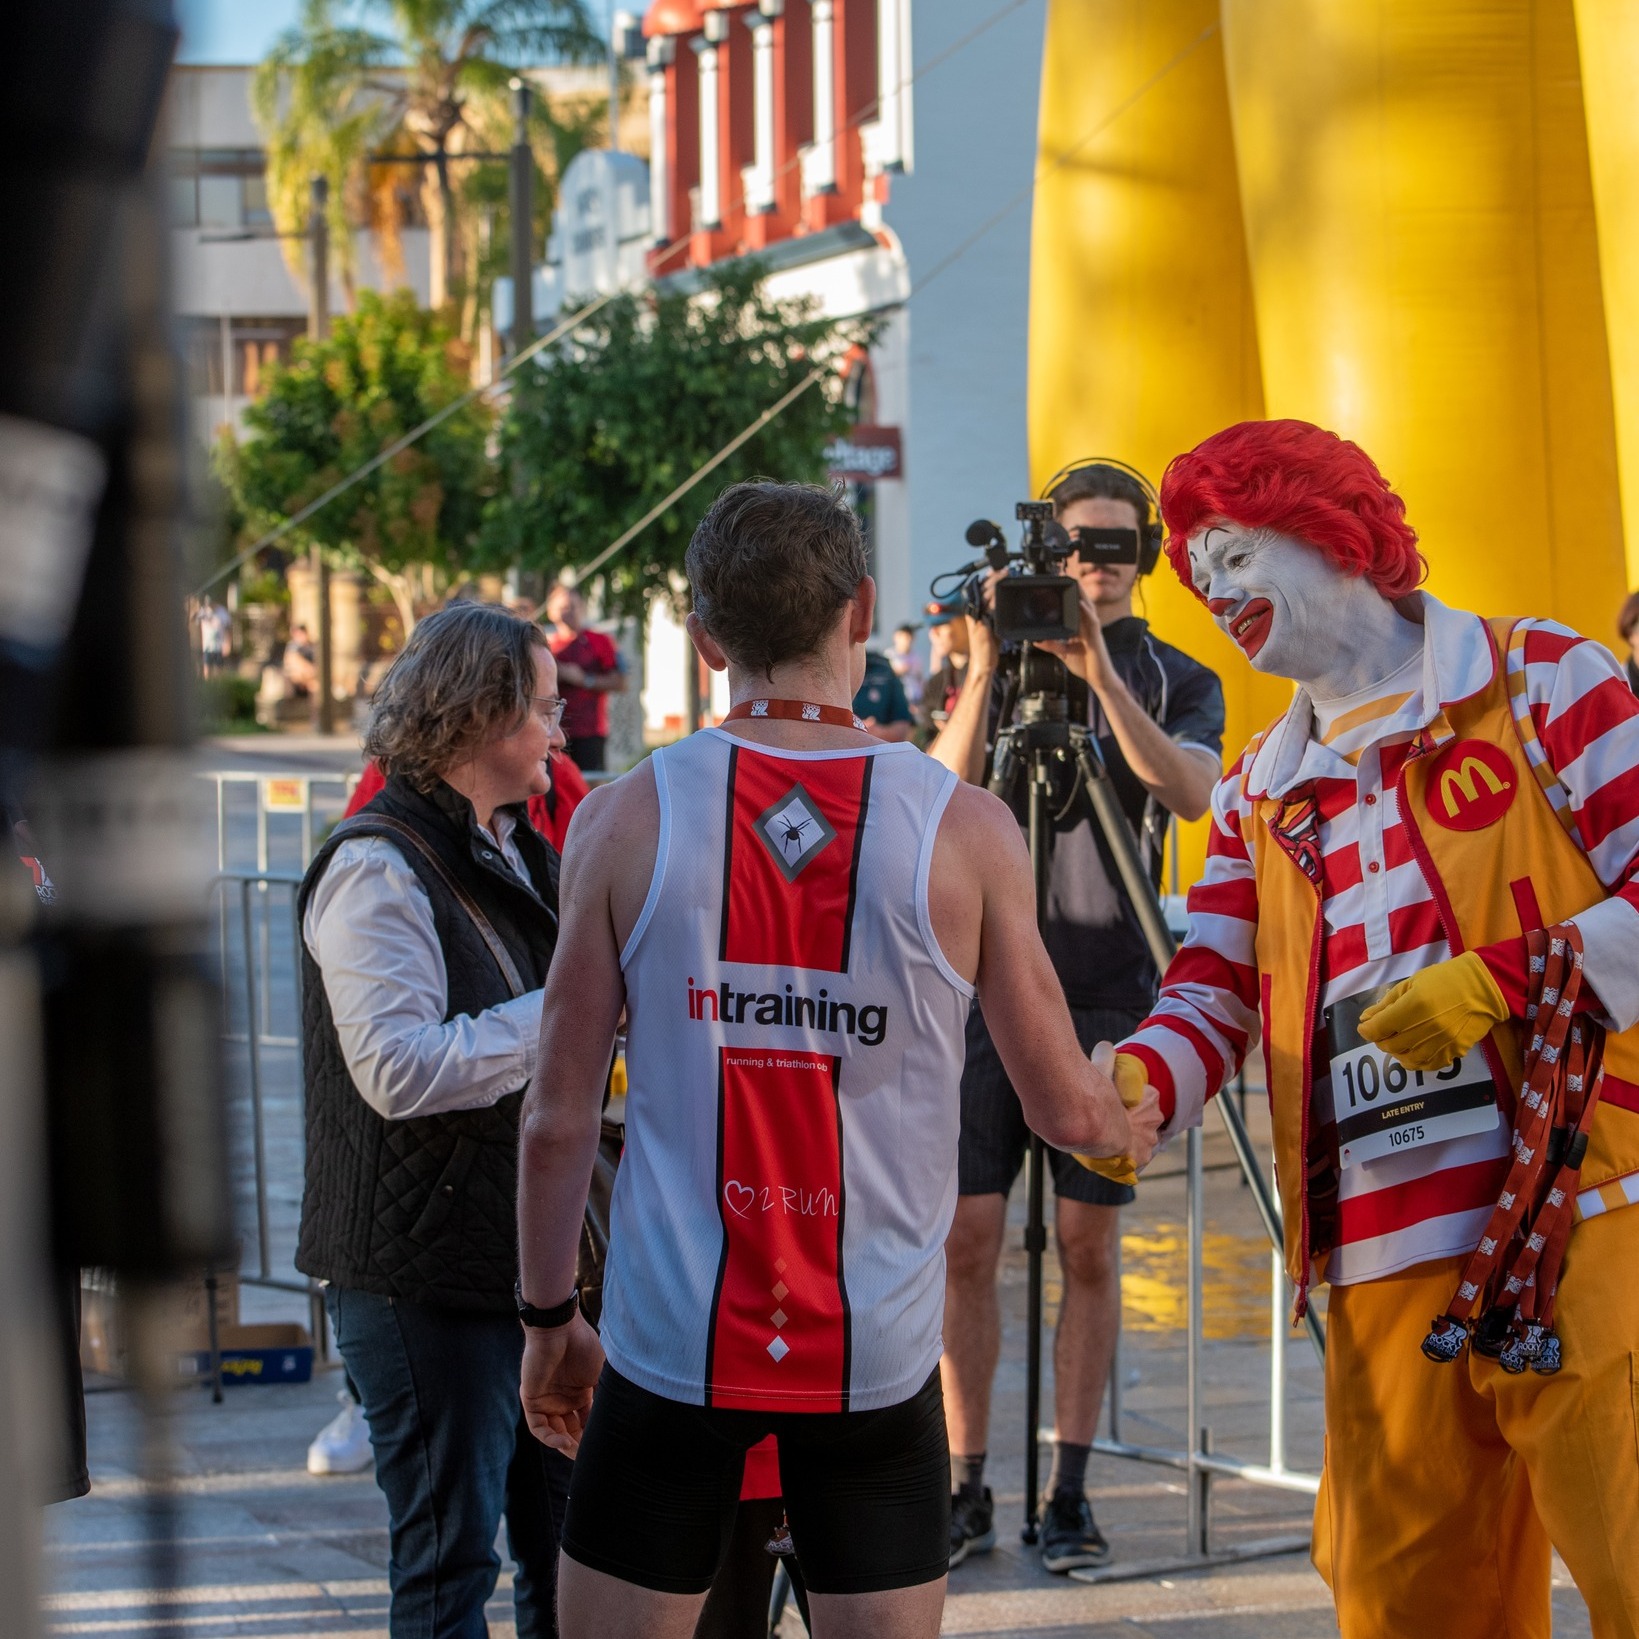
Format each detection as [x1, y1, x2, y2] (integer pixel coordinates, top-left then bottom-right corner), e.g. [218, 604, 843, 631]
[419, 146, 461, 312]
[364, 558, 418, 641]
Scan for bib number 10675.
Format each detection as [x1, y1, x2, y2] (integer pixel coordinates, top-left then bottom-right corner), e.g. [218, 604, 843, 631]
[1335, 1052, 1465, 1111]
[1324, 987, 1500, 1168]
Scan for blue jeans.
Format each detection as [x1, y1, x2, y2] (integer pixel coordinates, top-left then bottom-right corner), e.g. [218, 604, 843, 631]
[326, 1287, 571, 1639]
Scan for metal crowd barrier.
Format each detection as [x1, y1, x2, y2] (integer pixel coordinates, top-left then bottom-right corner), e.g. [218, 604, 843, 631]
[1069, 1091, 1324, 1585]
[208, 868, 327, 1359]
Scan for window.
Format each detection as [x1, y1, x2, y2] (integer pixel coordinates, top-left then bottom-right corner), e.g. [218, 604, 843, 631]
[182, 316, 308, 400]
[170, 148, 271, 232]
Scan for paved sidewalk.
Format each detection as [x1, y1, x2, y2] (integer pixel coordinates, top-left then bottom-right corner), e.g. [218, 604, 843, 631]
[42, 1111, 1596, 1637]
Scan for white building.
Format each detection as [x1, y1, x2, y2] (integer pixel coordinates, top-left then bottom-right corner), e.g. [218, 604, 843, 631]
[167, 66, 435, 445]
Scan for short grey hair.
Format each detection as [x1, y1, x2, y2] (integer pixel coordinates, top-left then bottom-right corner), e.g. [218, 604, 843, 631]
[363, 603, 546, 792]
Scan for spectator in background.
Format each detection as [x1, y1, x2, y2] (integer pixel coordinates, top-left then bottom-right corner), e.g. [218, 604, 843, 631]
[196, 598, 232, 677]
[890, 621, 925, 709]
[283, 623, 317, 699]
[924, 601, 971, 728]
[853, 645, 915, 741]
[296, 603, 571, 1637]
[1620, 590, 1639, 695]
[545, 584, 625, 772]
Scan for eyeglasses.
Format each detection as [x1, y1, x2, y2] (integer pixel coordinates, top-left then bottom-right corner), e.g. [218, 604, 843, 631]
[531, 695, 567, 730]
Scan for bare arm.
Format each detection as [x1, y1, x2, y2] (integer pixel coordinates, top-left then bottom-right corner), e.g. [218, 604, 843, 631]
[517, 778, 646, 1452]
[930, 783, 1160, 1161]
[927, 618, 998, 786]
[1093, 675, 1218, 821]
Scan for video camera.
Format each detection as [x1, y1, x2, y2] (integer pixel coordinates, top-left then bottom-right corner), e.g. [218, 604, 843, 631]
[936, 502, 1081, 645]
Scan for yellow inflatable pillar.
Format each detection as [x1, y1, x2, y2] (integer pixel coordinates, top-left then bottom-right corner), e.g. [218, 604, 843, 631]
[1574, 0, 1639, 595]
[1220, 0, 1626, 646]
[1030, 0, 1285, 888]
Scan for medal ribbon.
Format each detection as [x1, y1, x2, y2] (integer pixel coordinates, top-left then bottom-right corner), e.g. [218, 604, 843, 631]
[1421, 924, 1605, 1373]
[723, 698, 868, 732]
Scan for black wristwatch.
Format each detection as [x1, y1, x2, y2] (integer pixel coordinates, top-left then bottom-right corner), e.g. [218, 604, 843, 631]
[516, 1280, 579, 1329]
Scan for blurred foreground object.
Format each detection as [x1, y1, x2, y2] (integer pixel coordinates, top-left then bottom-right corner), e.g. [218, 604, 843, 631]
[0, 3, 232, 1634]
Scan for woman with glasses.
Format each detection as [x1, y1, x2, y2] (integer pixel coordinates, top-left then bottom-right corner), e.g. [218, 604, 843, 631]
[295, 602, 571, 1638]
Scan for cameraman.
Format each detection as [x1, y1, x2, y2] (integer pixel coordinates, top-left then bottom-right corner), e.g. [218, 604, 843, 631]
[929, 463, 1224, 1573]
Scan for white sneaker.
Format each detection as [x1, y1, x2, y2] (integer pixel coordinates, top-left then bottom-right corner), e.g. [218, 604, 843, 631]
[307, 1391, 372, 1475]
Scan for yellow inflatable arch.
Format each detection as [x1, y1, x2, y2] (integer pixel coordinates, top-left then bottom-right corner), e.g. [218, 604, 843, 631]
[1031, 0, 1637, 886]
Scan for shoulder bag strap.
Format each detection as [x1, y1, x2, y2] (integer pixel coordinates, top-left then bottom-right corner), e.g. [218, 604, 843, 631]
[332, 815, 529, 1000]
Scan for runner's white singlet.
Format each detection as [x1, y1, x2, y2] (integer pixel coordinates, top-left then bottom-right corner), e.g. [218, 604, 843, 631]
[601, 727, 975, 1412]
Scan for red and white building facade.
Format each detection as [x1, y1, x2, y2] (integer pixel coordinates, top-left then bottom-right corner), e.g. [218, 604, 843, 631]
[635, 0, 1049, 733]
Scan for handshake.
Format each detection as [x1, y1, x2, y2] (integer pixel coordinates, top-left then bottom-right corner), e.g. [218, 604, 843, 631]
[1079, 1042, 1164, 1188]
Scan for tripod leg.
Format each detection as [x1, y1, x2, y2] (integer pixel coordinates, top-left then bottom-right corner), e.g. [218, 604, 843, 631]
[1023, 1132, 1047, 1543]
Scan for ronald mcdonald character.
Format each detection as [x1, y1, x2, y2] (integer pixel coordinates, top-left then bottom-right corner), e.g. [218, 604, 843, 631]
[1096, 420, 1639, 1638]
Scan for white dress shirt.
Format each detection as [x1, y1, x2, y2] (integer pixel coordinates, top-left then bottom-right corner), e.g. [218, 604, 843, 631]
[302, 809, 545, 1120]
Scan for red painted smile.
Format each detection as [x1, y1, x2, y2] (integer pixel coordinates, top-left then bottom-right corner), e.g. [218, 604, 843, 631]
[1228, 598, 1273, 657]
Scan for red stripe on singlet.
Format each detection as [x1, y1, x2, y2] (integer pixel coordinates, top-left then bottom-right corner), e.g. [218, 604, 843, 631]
[718, 748, 872, 973]
[707, 1047, 849, 1410]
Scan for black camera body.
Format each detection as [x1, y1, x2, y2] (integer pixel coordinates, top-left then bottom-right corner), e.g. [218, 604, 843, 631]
[950, 501, 1081, 645]
[1071, 525, 1143, 566]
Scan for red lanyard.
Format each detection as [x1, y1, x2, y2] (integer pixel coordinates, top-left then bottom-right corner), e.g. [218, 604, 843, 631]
[1421, 923, 1605, 1375]
[722, 698, 868, 732]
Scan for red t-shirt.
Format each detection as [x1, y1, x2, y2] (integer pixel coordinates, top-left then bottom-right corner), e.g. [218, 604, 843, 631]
[549, 628, 620, 740]
[343, 755, 588, 855]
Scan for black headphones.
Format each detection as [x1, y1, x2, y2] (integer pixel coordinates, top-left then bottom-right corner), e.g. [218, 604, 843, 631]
[1039, 457, 1164, 576]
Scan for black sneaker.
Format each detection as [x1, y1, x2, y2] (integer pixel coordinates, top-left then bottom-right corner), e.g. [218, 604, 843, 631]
[948, 1485, 995, 1567]
[1038, 1489, 1111, 1573]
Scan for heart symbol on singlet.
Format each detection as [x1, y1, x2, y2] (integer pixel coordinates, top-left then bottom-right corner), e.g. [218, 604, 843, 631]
[724, 1181, 755, 1217]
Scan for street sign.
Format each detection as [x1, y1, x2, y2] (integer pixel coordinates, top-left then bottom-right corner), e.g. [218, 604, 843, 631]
[261, 776, 309, 814]
[825, 425, 903, 482]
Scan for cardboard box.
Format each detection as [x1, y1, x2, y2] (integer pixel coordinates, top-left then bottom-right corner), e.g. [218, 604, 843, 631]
[177, 1323, 314, 1387]
[177, 1269, 239, 1343]
[79, 1267, 242, 1379]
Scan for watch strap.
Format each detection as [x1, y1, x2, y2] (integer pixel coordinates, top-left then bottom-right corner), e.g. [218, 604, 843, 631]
[516, 1280, 579, 1328]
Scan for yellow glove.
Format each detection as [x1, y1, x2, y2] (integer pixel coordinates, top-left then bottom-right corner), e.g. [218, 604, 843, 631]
[1356, 951, 1509, 1071]
[1074, 1048, 1148, 1187]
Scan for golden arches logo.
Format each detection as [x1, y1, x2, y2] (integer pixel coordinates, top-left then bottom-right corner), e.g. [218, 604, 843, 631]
[1425, 740, 1517, 833]
[1438, 756, 1508, 817]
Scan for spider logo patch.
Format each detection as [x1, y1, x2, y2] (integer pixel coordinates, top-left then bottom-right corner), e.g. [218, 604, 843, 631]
[755, 783, 838, 881]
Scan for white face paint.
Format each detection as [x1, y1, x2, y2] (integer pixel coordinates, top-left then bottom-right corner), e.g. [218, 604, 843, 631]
[1185, 523, 1373, 688]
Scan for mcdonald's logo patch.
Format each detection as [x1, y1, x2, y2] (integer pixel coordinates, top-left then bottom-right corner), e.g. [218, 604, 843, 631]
[1426, 739, 1516, 832]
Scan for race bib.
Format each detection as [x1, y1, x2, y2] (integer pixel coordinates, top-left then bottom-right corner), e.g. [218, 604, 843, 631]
[1323, 986, 1500, 1167]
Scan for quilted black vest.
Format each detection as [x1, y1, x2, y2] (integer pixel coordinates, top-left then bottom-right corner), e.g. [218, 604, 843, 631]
[295, 776, 559, 1312]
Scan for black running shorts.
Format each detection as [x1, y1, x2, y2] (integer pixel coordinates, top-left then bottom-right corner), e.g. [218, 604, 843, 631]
[560, 1364, 951, 1596]
[958, 1003, 1142, 1206]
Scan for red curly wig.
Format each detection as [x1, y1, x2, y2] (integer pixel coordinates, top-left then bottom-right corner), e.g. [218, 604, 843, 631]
[1159, 420, 1425, 602]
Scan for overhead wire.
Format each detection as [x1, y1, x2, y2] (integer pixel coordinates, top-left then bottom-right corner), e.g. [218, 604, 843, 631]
[190, 285, 624, 598]
[190, 0, 1041, 604]
[193, 8, 1219, 601]
[575, 18, 1222, 574]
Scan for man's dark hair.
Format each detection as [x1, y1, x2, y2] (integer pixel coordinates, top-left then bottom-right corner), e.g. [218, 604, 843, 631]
[1048, 463, 1151, 526]
[685, 480, 867, 677]
[1619, 589, 1639, 643]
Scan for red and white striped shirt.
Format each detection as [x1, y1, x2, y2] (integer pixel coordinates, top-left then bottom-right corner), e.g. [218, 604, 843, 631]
[1123, 597, 1639, 1283]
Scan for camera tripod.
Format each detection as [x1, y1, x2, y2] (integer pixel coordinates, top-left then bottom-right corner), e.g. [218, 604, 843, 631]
[988, 681, 1319, 1544]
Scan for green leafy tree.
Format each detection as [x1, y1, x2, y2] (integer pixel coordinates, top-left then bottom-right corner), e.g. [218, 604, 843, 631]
[253, 0, 603, 319]
[217, 290, 494, 635]
[484, 263, 881, 612]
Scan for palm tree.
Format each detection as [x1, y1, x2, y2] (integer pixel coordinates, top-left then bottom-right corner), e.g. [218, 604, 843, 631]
[253, 0, 603, 315]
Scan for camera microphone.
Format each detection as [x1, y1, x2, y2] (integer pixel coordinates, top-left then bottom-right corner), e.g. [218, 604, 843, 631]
[964, 519, 1010, 572]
